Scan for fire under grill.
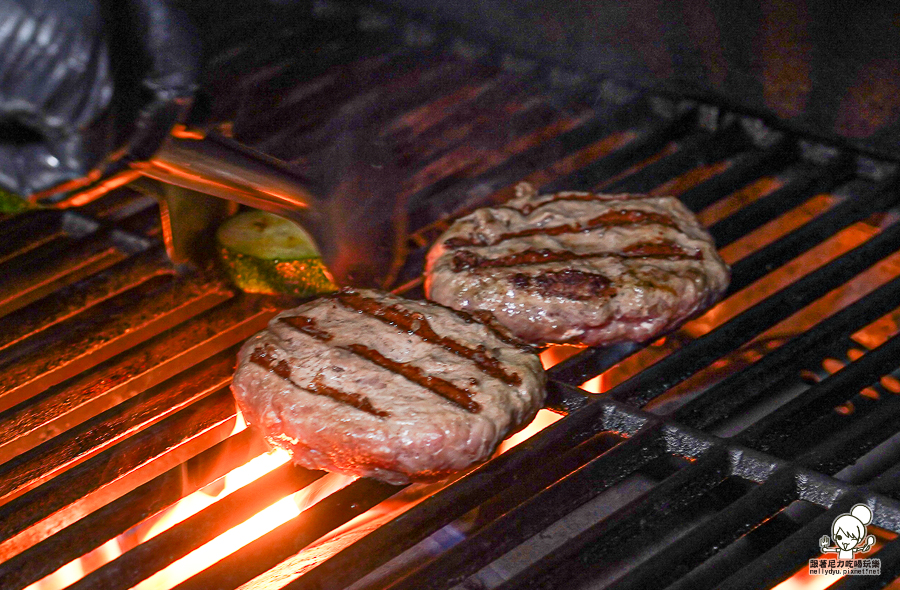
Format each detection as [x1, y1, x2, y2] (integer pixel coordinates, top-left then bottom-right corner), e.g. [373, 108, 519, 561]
[3, 3, 900, 589]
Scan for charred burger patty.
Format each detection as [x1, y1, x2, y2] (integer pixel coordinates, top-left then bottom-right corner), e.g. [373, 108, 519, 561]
[232, 288, 546, 484]
[425, 183, 730, 346]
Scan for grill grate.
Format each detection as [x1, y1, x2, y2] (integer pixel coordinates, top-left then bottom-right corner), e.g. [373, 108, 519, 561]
[1, 2, 900, 589]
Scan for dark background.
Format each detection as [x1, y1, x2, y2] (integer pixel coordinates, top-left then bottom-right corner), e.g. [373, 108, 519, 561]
[182, 0, 900, 161]
[350, 0, 900, 160]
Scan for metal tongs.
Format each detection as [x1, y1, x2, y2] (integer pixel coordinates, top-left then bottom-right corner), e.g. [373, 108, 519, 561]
[32, 127, 405, 288]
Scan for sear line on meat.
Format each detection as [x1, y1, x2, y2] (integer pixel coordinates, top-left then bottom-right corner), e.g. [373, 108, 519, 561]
[425, 182, 730, 346]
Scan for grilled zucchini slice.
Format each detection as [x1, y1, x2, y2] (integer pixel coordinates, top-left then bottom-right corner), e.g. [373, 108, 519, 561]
[216, 210, 336, 297]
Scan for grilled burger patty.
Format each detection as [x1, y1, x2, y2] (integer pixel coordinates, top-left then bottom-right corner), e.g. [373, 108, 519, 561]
[232, 288, 546, 484]
[425, 183, 730, 346]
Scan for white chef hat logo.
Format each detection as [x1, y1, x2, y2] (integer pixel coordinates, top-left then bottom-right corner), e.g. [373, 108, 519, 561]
[819, 504, 876, 559]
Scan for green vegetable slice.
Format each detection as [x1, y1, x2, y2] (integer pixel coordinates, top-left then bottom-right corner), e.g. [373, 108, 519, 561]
[0, 187, 34, 215]
[216, 210, 337, 297]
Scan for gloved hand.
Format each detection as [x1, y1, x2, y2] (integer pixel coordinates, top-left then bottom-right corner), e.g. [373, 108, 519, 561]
[0, 0, 200, 199]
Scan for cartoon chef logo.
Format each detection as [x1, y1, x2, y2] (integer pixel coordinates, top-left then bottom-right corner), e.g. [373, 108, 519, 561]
[819, 504, 876, 559]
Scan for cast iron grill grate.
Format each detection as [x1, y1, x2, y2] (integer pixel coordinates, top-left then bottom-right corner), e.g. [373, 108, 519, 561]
[0, 2, 899, 589]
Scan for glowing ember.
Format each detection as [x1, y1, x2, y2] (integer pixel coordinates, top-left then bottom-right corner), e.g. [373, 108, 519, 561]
[25, 441, 294, 590]
[581, 374, 605, 393]
[134, 472, 356, 590]
[25, 380, 568, 590]
[140, 446, 294, 544]
[771, 571, 842, 590]
[539, 345, 584, 369]
[498, 409, 563, 454]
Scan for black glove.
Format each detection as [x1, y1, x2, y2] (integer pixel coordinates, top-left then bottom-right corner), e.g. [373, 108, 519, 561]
[0, 0, 200, 198]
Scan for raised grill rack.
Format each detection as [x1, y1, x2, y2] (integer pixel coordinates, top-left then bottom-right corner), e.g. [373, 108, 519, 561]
[1, 2, 900, 589]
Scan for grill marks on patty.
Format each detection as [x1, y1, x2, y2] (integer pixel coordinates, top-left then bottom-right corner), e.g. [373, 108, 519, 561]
[450, 241, 702, 272]
[334, 290, 522, 386]
[448, 307, 536, 352]
[425, 186, 730, 346]
[445, 198, 701, 300]
[278, 315, 333, 341]
[250, 344, 389, 418]
[278, 310, 483, 413]
[345, 343, 481, 413]
[232, 289, 548, 484]
[444, 208, 680, 249]
[249, 345, 292, 378]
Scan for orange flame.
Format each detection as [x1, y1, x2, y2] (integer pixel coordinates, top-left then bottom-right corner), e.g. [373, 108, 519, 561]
[134, 471, 356, 590]
[539, 344, 607, 394]
[26, 383, 569, 590]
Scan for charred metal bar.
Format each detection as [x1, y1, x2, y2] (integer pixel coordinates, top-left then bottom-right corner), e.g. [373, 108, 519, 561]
[392, 90, 598, 201]
[539, 105, 695, 194]
[546, 342, 643, 393]
[598, 119, 747, 194]
[408, 100, 686, 229]
[674, 272, 900, 430]
[241, 53, 491, 152]
[829, 537, 900, 589]
[205, 13, 400, 130]
[383, 70, 545, 156]
[0, 246, 170, 353]
[175, 477, 402, 590]
[543, 379, 593, 414]
[493, 445, 734, 590]
[737, 331, 900, 454]
[290, 402, 650, 590]
[76, 187, 159, 222]
[715, 498, 863, 590]
[662, 506, 814, 590]
[611, 218, 900, 408]
[727, 174, 899, 294]
[0, 349, 237, 508]
[0, 271, 232, 412]
[673, 131, 793, 213]
[708, 156, 853, 248]
[472, 431, 626, 526]
[71, 463, 326, 590]
[869, 461, 900, 499]
[0, 229, 129, 318]
[794, 393, 900, 475]
[0, 294, 275, 464]
[385, 424, 666, 590]
[0, 210, 77, 264]
[609, 467, 798, 590]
